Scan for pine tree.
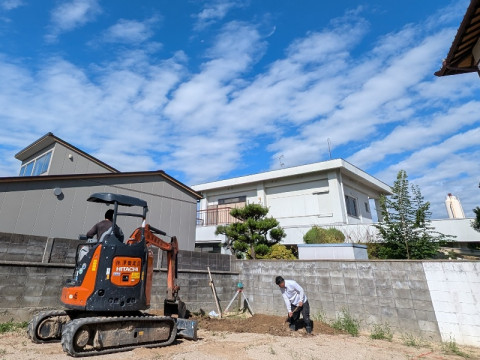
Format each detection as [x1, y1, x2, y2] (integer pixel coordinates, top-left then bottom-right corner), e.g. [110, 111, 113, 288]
[375, 170, 452, 259]
[215, 203, 286, 259]
[472, 207, 480, 232]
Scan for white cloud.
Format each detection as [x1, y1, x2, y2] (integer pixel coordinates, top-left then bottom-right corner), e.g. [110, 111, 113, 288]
[0, 0, 23, 11]
[1, 3, 479, 219]
[98, 17, 159, 44]
[46, 0, 101, 42]
[193, 0, 243, 30]
[164, 21, 265, 132]
[348, 101, 480, 168]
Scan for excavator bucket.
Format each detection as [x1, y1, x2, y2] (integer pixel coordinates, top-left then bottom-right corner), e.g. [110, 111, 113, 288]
[175, 317, 197, 340]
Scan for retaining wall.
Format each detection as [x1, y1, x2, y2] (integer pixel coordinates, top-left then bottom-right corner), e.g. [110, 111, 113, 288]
[233, 260, 480, 346]
[0, 232, 478, 347]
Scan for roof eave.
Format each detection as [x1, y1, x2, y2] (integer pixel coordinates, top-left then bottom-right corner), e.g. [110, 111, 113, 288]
[0, 170, 202, 200]
[192, 159, 392, 196]
[435, 0, 480, 77]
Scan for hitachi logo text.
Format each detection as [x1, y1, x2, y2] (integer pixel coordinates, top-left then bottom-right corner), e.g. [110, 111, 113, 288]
[116, 267, 139, 272]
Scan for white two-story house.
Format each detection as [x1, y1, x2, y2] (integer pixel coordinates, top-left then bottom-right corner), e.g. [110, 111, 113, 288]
[192, 159, 392, 253]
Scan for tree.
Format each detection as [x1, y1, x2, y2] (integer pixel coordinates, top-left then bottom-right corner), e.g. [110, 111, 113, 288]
[215, 203, 286, 259]
[262, 244, 296, 259]
[472, 207, 480, 232]
[375, 170, 452, 259]
[303, 226, 345, 244]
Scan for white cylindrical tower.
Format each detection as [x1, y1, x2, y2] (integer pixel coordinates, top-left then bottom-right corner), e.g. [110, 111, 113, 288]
[445, 193, 465, 219]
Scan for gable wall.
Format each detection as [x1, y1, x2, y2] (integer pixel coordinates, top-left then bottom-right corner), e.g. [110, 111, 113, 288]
[0, 175, 197, 250]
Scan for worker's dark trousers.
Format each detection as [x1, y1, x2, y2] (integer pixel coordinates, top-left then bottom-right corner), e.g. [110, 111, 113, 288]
[289, 301, 312, 333]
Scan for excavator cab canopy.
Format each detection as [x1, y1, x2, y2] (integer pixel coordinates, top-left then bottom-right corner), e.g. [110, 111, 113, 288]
[86, 192, 149, 226]
[87, 192, 147, 208]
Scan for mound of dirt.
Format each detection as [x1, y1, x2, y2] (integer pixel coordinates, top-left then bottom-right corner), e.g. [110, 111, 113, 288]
[193, 313, 338, 336]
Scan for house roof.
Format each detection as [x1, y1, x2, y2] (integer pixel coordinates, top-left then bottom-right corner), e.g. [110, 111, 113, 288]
[192, 159, 392, 196]
[15, 132, 119, 173]
[435, 0, 480, 77]
[0, 170, 202, 200]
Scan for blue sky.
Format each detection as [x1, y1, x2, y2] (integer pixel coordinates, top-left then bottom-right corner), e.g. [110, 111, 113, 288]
[0, 0, 479, 219]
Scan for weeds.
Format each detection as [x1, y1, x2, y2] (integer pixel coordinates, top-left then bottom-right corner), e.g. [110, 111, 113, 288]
[401, 332, 425, 347]
[369, 322, 393, 341]
[0, 320, 28, 334]
[269, 346, 276, 355]
[442, 338, 470, 358]
[312, 310, 328, 323]
[331, 308, 360, 337]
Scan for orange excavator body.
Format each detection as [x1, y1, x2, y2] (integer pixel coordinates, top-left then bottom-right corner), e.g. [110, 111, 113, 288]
[29, 193, 196, 357]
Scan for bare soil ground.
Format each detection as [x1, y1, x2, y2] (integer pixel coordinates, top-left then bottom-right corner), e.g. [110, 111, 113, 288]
[1, 314, 479, 360]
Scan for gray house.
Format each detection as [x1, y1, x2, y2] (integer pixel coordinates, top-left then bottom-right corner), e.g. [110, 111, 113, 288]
[0, 133, 201, 250]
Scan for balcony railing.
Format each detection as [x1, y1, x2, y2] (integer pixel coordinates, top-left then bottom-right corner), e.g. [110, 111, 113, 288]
[196, 207, 240, 226]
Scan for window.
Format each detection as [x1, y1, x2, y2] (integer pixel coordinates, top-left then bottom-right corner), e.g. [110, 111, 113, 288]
[20, 151, 52, 177]
[194, 243, 221, 253]
[365, 202, 370, 213]
[218, 196, 247, 205]
[345, 195, 358, 217]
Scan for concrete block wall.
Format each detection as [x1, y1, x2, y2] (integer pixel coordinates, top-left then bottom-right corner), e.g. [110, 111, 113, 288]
[231, 260, 480, 347]
[0, 232, 79, 264]
[0, 262, 73, 320]
[0, 238, 478, 348]
[0, 232, 232, 271]
[151, 269, 239, 314]
[423, 262, 480, 346]
[0, 262, 237, 322]
[0, 232, 47, 263]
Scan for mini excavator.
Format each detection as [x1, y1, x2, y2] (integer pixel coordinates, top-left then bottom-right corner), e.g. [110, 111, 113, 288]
[27, 193, 197, 357]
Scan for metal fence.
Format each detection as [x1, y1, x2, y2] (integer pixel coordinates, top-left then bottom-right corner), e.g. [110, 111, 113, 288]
[196, 207, 240, 226]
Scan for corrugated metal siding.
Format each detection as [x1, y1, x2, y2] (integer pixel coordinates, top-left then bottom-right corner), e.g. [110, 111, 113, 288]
[0, 175, 197, 250]
[49, 143, 111, 175]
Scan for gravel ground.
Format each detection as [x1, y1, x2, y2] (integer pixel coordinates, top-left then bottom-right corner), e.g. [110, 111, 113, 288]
[0, 314, 479, 360]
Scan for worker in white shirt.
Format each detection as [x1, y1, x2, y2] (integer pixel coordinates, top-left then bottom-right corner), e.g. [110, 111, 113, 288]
[275, 275, 312, 334]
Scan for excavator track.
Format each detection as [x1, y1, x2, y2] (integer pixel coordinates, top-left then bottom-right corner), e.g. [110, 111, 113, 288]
[28, 309, 72, 343]
[61, 315, 177, 357]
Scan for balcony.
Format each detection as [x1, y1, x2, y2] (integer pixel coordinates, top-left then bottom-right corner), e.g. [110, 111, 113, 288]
[196, 207, 240, 226]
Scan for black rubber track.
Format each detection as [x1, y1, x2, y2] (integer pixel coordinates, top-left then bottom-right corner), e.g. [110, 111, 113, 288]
[27, 309, 70, 343]
[61, 315, 177, 357]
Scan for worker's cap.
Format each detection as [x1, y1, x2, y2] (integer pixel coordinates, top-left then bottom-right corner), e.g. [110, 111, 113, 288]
[275, 276, 284, 285]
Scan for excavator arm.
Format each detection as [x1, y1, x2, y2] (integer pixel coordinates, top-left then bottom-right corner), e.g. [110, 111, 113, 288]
[128, 224, 183, 311]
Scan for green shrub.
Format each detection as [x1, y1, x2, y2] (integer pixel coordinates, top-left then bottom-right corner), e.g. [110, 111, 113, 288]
[332, 308, 359, 336]
[303, 226, 345, 244]
[442, 338, 470, 358]
[365, 242, 384, 259]
[265, 244, 296, 259]
[370, 322, 393, 341]
[0, 320, 28, 333]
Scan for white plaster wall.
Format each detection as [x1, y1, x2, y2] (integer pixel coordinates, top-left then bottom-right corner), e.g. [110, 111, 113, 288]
[297, 244, 368, 260]
[431, 218, 480, 242]
[196, 225, 225, 243]
[423, 262, 480, 346]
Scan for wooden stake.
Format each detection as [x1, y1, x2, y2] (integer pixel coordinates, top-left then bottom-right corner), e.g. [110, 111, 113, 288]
[207, 266, 222, 318]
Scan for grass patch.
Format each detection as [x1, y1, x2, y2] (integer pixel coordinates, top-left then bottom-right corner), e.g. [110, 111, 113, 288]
[370, 322, 393, 341]
[442, 338, 470, 358]
[401, 332, 425, 347]
[312, 310, 328, 324]
[0, 320, 28, 334]
[331, 308, 360, 337]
